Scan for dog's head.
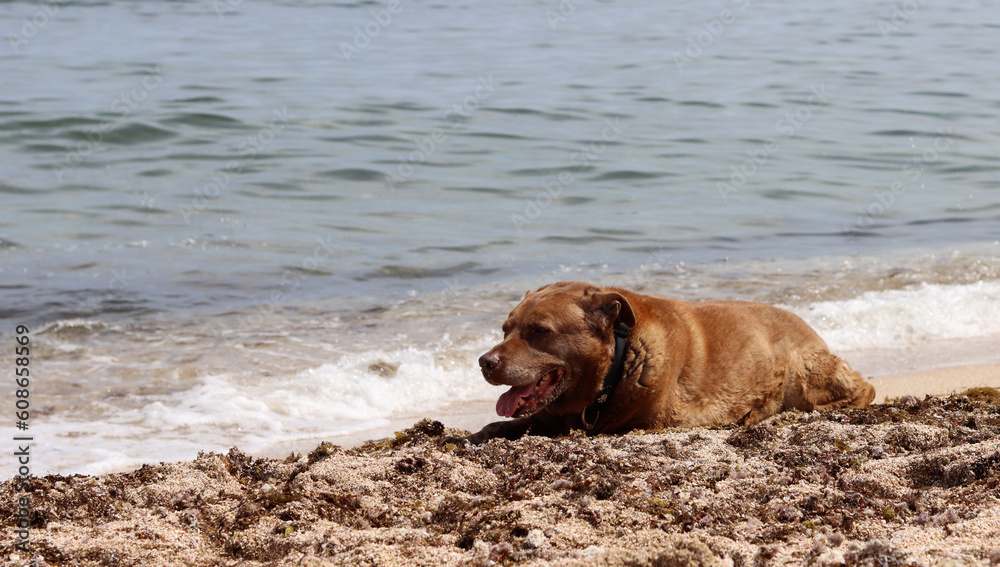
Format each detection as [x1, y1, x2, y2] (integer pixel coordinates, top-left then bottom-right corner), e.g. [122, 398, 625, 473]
[478, 281, 636, 419]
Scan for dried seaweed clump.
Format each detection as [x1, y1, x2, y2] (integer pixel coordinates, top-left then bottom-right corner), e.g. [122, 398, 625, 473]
[1, 394, 999, 566]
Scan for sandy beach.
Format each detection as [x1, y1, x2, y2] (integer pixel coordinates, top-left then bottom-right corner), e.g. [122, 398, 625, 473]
[3, 363, 999, 567]
[4, 0, 1000, 563]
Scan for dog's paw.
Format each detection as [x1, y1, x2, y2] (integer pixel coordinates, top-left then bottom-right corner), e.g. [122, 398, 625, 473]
[466, 431, 491, 445]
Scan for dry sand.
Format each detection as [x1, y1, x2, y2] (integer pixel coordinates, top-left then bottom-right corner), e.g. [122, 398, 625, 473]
[874, 365, 1000, 402]
[3, 368, 1000, 567]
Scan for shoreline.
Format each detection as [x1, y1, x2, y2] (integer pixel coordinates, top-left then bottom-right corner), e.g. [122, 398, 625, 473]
[256, 360, 1000, 461]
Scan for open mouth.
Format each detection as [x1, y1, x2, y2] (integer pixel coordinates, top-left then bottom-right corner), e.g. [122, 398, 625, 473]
[495, 368, 565, 418]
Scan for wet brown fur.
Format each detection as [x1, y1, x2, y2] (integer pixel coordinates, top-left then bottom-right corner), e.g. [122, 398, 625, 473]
[469, 281, 875, 443]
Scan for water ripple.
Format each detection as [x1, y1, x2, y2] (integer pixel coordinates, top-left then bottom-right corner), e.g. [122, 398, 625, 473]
[318, 168, 387, 182]
[161, 113, 244, 128]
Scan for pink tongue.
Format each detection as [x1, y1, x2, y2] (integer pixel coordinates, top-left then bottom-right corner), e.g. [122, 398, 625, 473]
[496, 382, 537, 418]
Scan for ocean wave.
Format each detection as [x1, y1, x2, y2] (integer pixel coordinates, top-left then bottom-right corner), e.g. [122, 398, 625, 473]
[793, 280, 1000, 351]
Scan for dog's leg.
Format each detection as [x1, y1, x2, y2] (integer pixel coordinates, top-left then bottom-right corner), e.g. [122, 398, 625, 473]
[466, 417, 536, 444]
[466, 411, 576, 444]
[783, 351, 876, 412]
[741, 378, 786, 426]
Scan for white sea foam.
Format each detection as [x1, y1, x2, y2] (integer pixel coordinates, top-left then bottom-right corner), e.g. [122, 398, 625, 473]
[791, 280, 1000, 351]
[30, 341, 499, 476]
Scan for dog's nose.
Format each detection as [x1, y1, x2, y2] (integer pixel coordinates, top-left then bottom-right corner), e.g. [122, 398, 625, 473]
[479, 352, 500, 378]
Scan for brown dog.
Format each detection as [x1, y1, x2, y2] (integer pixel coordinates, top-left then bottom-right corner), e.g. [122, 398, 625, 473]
[467, 281, 875, 443]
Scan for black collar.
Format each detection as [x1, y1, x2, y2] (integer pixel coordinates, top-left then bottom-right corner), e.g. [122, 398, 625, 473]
[581, 321, 630, 430]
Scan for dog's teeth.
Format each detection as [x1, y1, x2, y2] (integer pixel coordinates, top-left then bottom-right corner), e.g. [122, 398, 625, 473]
[517, 398, 526, 408]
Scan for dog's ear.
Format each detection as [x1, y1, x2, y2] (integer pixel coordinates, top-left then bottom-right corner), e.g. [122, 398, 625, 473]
[587, 291, 636, 330]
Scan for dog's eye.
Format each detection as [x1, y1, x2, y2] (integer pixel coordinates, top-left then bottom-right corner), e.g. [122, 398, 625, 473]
[531, 327, 553, 337]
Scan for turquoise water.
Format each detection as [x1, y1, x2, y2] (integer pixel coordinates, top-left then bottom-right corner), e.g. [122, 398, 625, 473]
[1, 0, 999, 474]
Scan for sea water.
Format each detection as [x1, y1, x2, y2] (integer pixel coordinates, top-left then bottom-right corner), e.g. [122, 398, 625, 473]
[1, 0, 998, 475]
